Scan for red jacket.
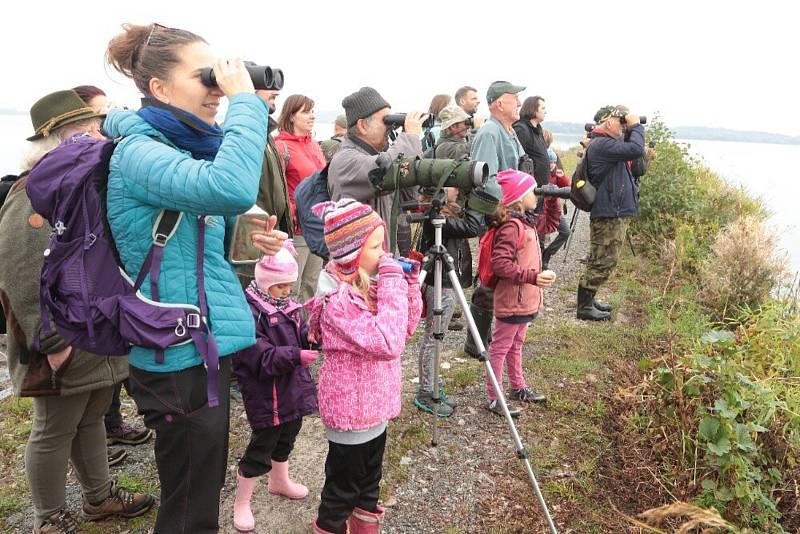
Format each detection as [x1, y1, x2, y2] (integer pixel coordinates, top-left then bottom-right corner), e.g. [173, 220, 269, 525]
[275, 131, 326, 234]
[536, 168, 570, 235]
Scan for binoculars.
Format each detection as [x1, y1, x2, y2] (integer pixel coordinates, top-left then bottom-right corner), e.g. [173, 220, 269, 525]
[200, 61, 284, 91]
[383, 113, 436, 130]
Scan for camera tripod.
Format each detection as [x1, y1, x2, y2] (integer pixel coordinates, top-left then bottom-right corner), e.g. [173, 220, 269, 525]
[410, 203, 559, 534]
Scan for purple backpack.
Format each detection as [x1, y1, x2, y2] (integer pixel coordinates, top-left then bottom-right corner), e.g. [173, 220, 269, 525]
[26, 134, 222, 406]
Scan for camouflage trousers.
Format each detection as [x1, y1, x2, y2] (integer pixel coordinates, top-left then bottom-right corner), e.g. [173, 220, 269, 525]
[579, 217, 631, 292]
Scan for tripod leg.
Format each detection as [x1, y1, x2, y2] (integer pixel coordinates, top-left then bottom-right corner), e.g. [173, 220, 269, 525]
[447, 269, 559, 534]
[563, 208, 580, 265]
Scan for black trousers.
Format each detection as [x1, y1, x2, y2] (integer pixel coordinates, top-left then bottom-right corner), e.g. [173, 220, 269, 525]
[128, 358, 231, 534]
[238, 418, 303, 478]
[316, 430, 387, 533]
[541, 215, 571, 261]
[104, 379, 130, 430]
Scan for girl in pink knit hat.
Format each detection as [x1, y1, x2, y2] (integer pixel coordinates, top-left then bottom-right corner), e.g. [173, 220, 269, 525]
[305, 198, 423, 534]
[230, 240, 319, 533]
[484, 170, 556, 418]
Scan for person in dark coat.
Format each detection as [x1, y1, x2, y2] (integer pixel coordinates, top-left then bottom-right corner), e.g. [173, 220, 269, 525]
[414, 187, 487, 416]
[231, 241, 318, 532]
[513, 95, 550, 187]
[577, 104, 645, 321]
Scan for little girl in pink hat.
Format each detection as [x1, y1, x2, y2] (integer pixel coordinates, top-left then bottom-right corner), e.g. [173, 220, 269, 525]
[231, 240, 319, 532]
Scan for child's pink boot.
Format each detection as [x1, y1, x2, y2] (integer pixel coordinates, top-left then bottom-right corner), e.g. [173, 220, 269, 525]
[267, 460, 308, 499]
[233, 470, 258, 532]
[347, 504, 385, 534]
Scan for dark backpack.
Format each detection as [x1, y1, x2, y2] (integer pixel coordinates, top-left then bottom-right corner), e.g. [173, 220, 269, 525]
[476, 218, 526, 289]
[293, 165, 331, 260]
[26, 135, 223, 406]
[569, 148, 596, 212]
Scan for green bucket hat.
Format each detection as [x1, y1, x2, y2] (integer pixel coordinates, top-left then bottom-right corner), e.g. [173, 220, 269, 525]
[486, 81, 526, 105]
[27, 90, 105, 141]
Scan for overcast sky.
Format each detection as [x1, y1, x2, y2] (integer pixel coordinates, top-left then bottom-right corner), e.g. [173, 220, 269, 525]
[4, 0, 798, 136]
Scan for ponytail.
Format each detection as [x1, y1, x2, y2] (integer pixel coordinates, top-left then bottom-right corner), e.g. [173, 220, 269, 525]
[105, 23, 206, 96]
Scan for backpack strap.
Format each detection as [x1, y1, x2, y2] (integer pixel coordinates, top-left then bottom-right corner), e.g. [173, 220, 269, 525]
[132, 209, 182, 364]
[187, 215, 221, 408]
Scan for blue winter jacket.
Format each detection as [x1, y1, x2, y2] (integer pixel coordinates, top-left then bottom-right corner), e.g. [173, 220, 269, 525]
[104, 93, 269, 372]
[586, 124, 645, 219]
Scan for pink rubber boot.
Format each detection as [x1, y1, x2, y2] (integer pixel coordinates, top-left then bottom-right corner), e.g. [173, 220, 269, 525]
[267, 460, 309, 499]
[233, 470, 258, 532]
[347, 505, 385, 534]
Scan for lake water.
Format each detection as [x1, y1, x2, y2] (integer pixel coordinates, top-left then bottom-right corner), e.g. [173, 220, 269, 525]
[3, 115, 798, 272]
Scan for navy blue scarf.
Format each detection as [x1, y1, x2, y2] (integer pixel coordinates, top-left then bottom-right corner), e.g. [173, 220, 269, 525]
[138, 99, 223, 161]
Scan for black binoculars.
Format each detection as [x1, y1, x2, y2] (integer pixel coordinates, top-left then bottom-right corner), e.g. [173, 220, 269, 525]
[383, 113, 436, 130]
[200, 61, 284, 91]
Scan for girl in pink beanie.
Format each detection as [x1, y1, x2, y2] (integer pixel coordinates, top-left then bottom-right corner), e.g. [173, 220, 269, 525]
[484, 170, 556, 418]
[305, 198, 423, 534]
[231, 240, 319, 533]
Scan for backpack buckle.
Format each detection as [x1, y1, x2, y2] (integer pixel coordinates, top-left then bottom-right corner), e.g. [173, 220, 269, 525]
[153, 233, 169, 247]
[186, 313, 201, 329]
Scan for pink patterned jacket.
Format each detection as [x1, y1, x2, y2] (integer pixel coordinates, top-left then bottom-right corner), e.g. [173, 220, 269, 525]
[306, 269, 422, 431]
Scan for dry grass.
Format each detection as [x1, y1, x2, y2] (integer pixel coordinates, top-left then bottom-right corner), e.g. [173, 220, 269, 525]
[634, 502, 750, 534]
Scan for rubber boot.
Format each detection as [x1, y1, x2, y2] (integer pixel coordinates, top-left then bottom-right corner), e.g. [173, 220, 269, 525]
[347, 505, 385, 534]
[593, 298, 612, 312]
[233, 470, 258, 532]
[577, 287, 611, 321]
[268, 460, 308, 499]
[463, 304, 494, 358]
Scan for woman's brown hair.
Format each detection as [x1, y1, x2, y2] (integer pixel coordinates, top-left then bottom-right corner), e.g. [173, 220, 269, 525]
[428, 94, 452, 118]
[520, 95, 545, 121]
[277, 95, 315, 134]
[106, 23, 206, 96]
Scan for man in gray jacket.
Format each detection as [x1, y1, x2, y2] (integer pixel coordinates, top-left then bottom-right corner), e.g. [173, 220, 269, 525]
[328, 87, 427, 251]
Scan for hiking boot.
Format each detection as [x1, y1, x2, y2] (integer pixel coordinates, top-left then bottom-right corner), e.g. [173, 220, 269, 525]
[414, 390, 454, 417]
[485, 399, 521, 418]
[82, 480, 155, 521]
[509, 387, 546, 403]
[576, 287, 610, 321]
[451, 309, 463, 320]
[107, 447, 127, 467]
[230, 382, 243, 402]
[34, 508, 83, 534]
[447, 318, 464, 331]
[593, 298, 612, 313]
[436, 377, 458, 408]
[106, 422, 153, 446]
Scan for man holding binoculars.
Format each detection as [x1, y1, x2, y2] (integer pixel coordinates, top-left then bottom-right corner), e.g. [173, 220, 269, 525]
[327, 86, 428, 250]
[576, 105, 645, 321]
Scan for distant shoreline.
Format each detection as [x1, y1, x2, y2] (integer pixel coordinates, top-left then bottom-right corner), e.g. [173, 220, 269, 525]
[3, 110, 798, 146]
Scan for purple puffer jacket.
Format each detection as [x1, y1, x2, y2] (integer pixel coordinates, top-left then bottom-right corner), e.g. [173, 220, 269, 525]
[232, 289, 318, 430]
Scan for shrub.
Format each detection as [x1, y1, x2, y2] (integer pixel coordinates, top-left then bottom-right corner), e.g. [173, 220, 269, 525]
[633, 119, 763, 271]
[641, 301, 800, 531]
[700, 215, 789, 320]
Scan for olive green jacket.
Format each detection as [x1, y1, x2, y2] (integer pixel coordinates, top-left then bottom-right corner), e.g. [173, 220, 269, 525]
[0, 181, 127, 397]
[432, 132, 470, 160]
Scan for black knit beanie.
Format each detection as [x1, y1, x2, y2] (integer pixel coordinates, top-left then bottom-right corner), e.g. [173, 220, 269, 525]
[342, 87, 391, 128]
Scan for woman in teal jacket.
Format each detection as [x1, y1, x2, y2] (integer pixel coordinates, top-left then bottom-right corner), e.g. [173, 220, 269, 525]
[105, 23, 283, 534]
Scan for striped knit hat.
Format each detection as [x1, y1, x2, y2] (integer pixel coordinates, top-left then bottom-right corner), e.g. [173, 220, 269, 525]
[312, 199, 385, 279]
